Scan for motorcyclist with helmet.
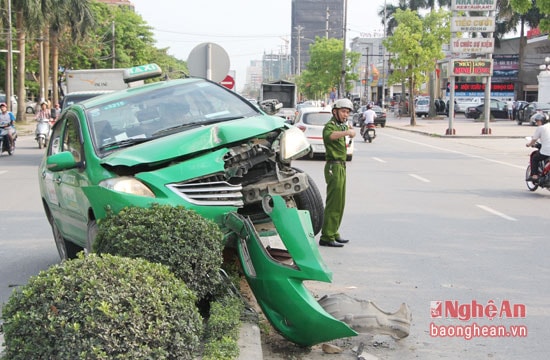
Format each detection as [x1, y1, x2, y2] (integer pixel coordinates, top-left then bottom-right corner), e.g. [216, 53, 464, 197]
[0, 102, 16, 151]
[319, 98, 356, 247]
[526, 113, 550, 182]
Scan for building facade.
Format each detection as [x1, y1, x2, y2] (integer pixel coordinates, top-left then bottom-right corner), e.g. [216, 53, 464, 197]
[291, 0, 344, 75]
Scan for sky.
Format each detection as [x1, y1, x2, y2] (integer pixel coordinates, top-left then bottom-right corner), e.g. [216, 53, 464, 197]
[130, 0, 390, 92]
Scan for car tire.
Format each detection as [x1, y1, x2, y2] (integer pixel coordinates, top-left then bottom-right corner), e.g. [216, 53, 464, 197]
[48, 211, 81, 260]
[293, 168, 324, 236]
[26, 106, 35, 114]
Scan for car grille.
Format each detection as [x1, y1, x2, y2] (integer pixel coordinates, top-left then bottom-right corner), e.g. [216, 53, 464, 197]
[167, 181, 244, 207]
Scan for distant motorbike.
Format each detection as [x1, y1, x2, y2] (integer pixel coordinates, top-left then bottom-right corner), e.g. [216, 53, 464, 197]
[35, 117, 51, 149]
[361, 122, 376, 143]
[0, 126, 16, 156]
[525, 138, 550, 192]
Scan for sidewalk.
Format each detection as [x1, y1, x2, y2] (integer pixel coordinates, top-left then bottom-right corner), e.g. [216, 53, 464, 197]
[384, 112, 535, 139]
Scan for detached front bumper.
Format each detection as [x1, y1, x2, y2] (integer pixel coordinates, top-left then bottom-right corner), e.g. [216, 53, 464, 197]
[224, 195, 356, 346]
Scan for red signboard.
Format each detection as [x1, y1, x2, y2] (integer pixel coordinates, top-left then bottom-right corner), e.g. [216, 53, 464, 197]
[450, 59, 493, 77]
[220, 75, 235, 90]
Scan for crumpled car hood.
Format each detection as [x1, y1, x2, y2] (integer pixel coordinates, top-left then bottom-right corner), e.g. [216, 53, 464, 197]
[100, 116, 286, 167]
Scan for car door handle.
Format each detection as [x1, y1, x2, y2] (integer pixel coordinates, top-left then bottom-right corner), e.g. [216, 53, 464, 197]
[54, 176, 61, 184]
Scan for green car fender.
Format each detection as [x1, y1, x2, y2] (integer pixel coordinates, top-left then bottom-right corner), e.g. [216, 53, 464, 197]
[224, 195, 356, 346]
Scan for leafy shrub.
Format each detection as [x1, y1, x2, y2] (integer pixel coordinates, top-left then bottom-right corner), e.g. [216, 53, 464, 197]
[1, 253, 202, 360]
[94, 204, 225, 300]
[202, 295, 244, 360]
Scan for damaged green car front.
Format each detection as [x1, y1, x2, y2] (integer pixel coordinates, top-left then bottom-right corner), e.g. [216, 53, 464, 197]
[39, 74, 356, 346]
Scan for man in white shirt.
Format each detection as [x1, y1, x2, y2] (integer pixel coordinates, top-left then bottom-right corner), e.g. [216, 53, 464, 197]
[506, 99, 514, 120]
[526, 114, 550, 181]
[361, 104, 376, 135]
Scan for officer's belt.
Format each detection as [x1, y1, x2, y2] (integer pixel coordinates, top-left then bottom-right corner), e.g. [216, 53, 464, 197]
[327, 160, 346, 167]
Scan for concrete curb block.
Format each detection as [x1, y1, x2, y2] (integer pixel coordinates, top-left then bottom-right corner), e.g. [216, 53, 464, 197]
[237, 321, 263, 359]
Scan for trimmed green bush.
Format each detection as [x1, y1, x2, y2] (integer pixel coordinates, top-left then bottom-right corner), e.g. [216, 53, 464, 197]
[1, 253, 202, 360]
[93, 204, 225, 300]
[202, 295, 244, 360]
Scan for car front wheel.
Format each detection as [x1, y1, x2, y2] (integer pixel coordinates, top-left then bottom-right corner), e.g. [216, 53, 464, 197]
[293, 169, 324, 236]
[48, 211, 81, 260]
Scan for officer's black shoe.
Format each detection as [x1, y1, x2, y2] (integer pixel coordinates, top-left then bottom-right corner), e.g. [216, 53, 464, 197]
[319, 240, 344, 247]
[335, 238, 349, 244]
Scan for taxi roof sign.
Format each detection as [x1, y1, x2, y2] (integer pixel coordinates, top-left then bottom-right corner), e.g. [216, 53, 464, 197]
[123, 64, 162, 83]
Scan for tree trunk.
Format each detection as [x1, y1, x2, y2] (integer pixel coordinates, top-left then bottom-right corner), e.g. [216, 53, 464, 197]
[50, 30, 60, 106]
[15, 11, 26, 122]
[409, 77, 416, 126]
[44, 27, 51, 104]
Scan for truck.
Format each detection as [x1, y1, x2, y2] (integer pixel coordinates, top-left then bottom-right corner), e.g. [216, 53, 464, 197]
[60, 68, 145, 110]
[260, 80, 297, 121]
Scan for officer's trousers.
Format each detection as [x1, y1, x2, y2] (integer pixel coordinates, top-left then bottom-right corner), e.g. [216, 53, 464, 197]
[320, 161, 346, 242]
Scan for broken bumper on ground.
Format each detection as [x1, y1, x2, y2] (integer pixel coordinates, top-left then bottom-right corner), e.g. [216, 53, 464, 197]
[224, 194, 357, 346]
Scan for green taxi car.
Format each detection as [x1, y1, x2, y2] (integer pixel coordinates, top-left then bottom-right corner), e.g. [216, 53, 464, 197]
[38, 65, 356, 346]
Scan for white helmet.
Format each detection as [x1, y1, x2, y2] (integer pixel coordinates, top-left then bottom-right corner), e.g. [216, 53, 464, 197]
[333, 98, 354, 111]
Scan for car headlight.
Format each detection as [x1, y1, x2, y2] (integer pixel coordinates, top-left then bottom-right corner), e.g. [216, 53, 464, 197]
[280, 126, 311, 161]
[99, 176, 155, 197]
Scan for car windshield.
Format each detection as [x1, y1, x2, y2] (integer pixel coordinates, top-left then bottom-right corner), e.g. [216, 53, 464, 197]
[86, 80, 260, 155]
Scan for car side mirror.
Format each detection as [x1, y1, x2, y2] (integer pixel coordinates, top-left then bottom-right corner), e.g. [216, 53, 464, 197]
[46, 151, 78, 172]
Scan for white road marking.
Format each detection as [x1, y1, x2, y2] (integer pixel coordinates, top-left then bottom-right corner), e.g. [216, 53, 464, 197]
[476, 204, 518, 221]
[383, 133, 525, 169]
[372, 157, 386, 163]
[409, 174, 431, 183]
[0, 171, 7, 175]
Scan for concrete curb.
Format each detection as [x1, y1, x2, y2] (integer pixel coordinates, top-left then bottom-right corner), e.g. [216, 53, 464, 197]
[237, 321, 263, 359]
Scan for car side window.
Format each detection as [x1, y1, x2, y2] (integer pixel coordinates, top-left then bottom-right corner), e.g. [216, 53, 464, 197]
[48, 117, 64, 156]
[63, 115, 84, 163]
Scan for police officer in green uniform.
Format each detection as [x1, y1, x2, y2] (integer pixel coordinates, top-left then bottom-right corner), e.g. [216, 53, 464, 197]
[319, 99, 356, 247]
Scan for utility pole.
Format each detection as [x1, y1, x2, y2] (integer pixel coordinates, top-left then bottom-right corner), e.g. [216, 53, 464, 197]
[111, 21, 116, 68]
[382, 0, 387, 108]
[325, 6, 329, 39]
[339, 0, 348, 98]
[295, 26, 303, 76]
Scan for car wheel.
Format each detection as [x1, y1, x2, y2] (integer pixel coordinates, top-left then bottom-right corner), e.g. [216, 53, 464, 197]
[517, 120, 522, 125]
[293, 168, 324, 236]
[49, 212, 81, 260]
[381, 122, 386, 128]
[26, 106, 34, 114]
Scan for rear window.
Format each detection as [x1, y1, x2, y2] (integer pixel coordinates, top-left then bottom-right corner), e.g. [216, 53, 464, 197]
[417, 99, 429, 106]
[303, 112, 332, 126]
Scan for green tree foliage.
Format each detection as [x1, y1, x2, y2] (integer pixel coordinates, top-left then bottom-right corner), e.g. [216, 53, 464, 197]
[510, 0, 550, 32]
[298, 37, 359, 100]
[383, 8, 450, 125]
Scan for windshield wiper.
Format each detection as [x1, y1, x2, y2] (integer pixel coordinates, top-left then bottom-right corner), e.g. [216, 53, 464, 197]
[151, 122, 203, 136]
[99, 137, 150, 151]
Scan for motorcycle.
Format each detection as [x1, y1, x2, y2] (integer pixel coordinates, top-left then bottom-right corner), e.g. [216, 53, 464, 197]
[35, 117, 51, 149]
[361, 122, 376, 143]
[525, 138, 550, 191]
[0, 126, 16, 156]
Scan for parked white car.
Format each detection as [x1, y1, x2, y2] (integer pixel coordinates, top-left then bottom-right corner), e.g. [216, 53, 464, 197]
[294, 107, 354, 161]
[455, 97, 482, 114]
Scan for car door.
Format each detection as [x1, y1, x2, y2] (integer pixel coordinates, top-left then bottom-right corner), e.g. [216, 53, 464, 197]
[50, 112, 89, 247]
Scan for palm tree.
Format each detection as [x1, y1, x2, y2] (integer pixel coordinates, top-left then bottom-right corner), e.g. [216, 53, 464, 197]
[47, 0, 95, 105]
[11, 0, 43, 121]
